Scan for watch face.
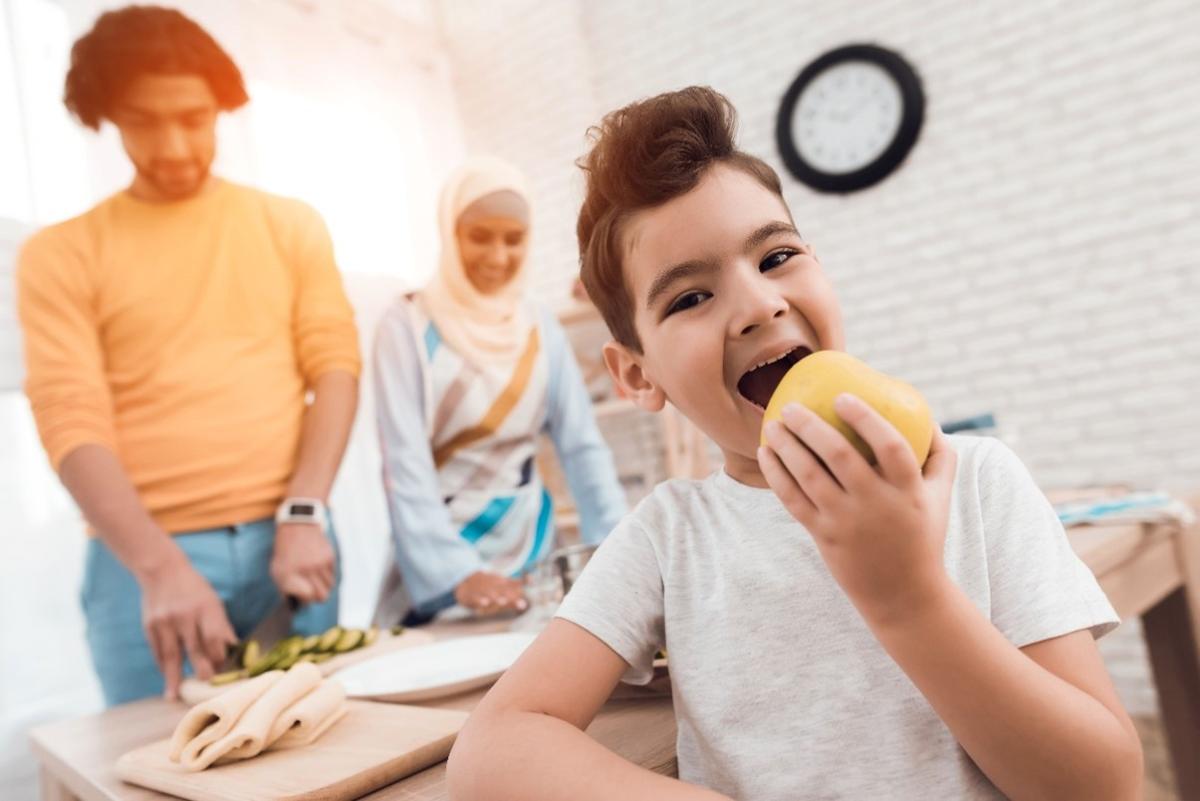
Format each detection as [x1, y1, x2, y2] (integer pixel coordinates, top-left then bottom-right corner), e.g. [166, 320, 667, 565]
[791, 61, 903, 175]
[290, 503, 317, 516]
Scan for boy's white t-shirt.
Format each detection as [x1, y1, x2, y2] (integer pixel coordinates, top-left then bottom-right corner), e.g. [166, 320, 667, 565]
[555, 434, 1118, 800]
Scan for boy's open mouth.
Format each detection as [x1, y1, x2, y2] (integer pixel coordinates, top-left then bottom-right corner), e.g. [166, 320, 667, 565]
[737, 346, 813, 410]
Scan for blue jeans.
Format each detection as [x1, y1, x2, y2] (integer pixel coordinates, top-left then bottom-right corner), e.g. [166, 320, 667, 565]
[81, 518, 340, 707]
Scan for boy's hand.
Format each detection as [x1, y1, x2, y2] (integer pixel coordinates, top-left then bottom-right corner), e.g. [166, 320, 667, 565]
[758, 394, 958, 624]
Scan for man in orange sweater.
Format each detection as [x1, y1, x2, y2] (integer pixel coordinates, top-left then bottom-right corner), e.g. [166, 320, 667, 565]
[17, 6, 362, 705]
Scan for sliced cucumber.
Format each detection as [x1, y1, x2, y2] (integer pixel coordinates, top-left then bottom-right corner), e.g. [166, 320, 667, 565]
[316, 626, 344, 652]
[278, 634, 304, 652]
[274, 654, 299, 670]
[247, 651, 281, 677]
[333, 628, 365, 653]
[272, 638, 305, 671]
[241, 640, 261, 670]
[210, 669, 247, 686]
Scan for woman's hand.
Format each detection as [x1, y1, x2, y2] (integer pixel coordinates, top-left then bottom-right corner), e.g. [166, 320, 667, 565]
[455, 571, 528, 616]
[757, 394, 958, 626]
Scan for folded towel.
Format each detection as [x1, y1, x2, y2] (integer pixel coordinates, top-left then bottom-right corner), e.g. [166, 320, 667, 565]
[178, 663, 324, 770]
[266, 679, 348, 750]
[1055, 491, 1196, 528]
[168, 671, 285, 764]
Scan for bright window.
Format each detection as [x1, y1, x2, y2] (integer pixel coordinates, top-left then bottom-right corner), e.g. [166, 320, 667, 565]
[245, 79, 428, 280]
[0, 2, 32, 220]
[2, 0, 93, 224]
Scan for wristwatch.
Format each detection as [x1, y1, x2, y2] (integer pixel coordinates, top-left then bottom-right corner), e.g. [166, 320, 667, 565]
[275, 497, 327, 530]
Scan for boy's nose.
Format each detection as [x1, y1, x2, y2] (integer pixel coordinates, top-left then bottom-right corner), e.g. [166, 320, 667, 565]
[734, 282, 788, 337]
[739, 307, 786, 336]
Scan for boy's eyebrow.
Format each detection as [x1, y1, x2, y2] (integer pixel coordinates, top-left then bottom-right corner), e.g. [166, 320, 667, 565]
[645, 259, 716, 310]
[644, 221, 800, 310]
[744, 221, 801, 252]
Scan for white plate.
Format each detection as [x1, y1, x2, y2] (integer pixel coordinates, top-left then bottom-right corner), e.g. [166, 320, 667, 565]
[334, 631, 539, 703]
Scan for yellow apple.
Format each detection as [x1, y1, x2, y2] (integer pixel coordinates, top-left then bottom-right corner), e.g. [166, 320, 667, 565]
[760, 351, 934, 467]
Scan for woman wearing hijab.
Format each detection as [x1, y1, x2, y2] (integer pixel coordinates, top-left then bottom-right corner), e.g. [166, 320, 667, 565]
[372, 156, 626, 625]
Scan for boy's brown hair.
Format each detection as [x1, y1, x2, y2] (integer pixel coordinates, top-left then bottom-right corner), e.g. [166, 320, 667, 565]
[576, 86, 785, 352]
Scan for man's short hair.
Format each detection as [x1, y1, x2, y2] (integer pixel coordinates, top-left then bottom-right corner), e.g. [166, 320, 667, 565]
[64, 5, 248, 129]
[576, 86, 785, 352]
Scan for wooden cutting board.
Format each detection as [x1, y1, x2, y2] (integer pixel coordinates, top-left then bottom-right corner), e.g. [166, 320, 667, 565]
[116, 700, 468, 801]
[181, 628, 435, 705]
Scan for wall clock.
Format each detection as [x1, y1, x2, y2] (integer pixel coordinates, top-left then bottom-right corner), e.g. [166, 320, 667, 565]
[776, 44, 924, 193]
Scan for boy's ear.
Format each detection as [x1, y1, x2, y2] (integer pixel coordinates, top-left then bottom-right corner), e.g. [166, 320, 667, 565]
[602, 340, 666, 413]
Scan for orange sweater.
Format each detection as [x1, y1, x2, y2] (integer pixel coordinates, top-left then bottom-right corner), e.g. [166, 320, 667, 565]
[17, 180, 361, 533]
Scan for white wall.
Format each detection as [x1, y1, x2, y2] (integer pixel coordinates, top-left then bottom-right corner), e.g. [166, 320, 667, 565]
[436, 0, 1200, 490]
[433, 0, 1200, 717]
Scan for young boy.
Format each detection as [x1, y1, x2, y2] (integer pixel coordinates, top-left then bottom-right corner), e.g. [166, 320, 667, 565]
[447, 87, 1142, 800]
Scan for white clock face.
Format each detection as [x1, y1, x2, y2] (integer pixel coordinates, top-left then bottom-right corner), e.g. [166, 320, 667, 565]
[791, 61, 904, 175]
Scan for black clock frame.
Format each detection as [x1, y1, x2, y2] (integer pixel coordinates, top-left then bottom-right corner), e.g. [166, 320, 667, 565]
[776, 43, 925, 194]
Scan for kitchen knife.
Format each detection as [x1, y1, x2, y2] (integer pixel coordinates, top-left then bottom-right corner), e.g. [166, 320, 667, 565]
[220, 595, 301, 671]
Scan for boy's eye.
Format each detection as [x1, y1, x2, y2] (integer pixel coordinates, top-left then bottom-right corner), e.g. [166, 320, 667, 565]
[666, 291, 709, 316]
[761, 249, 798, 271]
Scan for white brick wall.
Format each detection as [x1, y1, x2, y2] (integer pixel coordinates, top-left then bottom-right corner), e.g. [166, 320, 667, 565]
[432, 0, 1200, 715]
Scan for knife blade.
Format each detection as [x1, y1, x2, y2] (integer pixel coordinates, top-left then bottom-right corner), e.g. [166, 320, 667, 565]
[221, 595, 301, 671]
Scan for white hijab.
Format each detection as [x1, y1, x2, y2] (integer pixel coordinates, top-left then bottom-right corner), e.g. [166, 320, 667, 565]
[417, 156, 534, 368]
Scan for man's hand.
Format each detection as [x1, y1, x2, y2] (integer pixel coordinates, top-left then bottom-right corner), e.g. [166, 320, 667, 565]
[140, 552, 237, 699]
[455, 571, 528, 616]
[270, 522, 336, 603]
[758, 394, 958, 624]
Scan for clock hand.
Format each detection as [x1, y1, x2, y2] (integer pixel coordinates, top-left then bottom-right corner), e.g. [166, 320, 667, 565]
[847, 93, 874, 119]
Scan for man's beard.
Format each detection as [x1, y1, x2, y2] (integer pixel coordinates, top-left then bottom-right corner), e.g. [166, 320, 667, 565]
[136, 158, 211, 200]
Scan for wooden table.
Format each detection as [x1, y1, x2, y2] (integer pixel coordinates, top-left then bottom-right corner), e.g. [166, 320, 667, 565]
[31, 513, 1200, 801]
[1064, 511, 1200, 799]
[30, 617, 676, 801]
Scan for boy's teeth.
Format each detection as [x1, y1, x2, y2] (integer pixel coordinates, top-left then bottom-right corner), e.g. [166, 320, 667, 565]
[753, 349, 794, 370]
